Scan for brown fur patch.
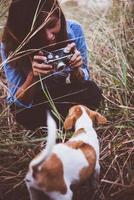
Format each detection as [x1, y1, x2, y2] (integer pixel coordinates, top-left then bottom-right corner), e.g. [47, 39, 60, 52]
[66, 140, 96, 182]
[79, 143, 96, 182]
[33, 153, 67, 194]
[64, 105, 83, 130]
[73, 128, 86, 137]
[64, 105, 107, 130]
[81, 105, 107, 124]
[66, 140, 84, 149]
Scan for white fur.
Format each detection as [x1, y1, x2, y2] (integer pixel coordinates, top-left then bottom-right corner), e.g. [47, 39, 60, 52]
[47, 189, 73, 200]
[71, 106, 99, 160]
[26, 106, 100, 200]
[53, 144, 89, 183]
[29, 112, 57, 169]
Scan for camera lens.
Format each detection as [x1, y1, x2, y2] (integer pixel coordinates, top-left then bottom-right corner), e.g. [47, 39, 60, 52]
[57, 61, 66, 71]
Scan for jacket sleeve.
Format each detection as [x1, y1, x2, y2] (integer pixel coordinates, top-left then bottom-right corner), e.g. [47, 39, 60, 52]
[0, 42, 32, 108]
[72, 22, 90, 80]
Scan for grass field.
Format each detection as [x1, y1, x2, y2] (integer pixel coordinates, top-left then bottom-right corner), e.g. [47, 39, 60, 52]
[0, 0, 134, 200]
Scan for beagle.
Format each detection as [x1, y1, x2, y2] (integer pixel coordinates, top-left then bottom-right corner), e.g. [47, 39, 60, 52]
[25, 105, 107, 200]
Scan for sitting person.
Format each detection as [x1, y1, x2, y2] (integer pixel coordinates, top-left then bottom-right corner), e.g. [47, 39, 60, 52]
[1, 0, 102, 130]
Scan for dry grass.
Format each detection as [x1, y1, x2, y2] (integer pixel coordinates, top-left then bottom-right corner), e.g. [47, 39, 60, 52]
[0, 0, 134, 200]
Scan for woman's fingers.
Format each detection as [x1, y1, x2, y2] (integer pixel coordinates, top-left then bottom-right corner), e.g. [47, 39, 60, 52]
[32, 51, 54, 76]
[32, 66, 53, 76]
[38, 51, 44, 56]
[32, 61, 53, 76]
[70, 49, 80, 62]
[71, 59, 83, 68]
[33, 55, 47, 63]
[65, 43, 83, 68]
[66, 42, 76, 52]
[69, 49, 83, 68]
[32, 45, 83, 75]
[33, 67, 52, 76]
[32, 60, 52, 69]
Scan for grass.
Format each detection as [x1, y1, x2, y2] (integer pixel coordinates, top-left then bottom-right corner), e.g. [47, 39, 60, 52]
[0, 0, 134, 200]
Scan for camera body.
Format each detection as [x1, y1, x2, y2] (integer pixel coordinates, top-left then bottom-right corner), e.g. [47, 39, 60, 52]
[43, 47, 74, 71]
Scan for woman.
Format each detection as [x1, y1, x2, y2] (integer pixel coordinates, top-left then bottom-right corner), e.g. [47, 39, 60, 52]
[1, 0, 102, 130]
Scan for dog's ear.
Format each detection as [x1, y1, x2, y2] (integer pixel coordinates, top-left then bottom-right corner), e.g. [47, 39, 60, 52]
[64, 106, 83, 130]
[85, 108, 107, 124]
[64, 115, 76, 130]
[94, 112, 107, 124]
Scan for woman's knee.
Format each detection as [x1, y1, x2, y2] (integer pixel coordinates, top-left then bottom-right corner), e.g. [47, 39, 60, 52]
[10, 104, 47, 130]
[71, 80, 102, 109]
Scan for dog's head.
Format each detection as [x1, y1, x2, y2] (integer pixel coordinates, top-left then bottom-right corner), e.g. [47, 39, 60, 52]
[64, 105, 107, 130]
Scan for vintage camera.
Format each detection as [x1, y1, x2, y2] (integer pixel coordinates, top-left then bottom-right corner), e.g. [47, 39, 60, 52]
[43, 47, 74, 71]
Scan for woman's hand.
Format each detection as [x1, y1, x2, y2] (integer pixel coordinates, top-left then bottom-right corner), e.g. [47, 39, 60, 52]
[66, 43, 83, 69]
[66, 43, 84, 81]
[32, 51, 53, 76]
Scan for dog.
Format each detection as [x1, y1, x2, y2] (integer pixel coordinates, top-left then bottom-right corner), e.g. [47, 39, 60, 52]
[25, 105, 107, 200]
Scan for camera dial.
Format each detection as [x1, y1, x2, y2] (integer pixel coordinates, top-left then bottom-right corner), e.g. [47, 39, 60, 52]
[47, 53, 54, 60]
[55, 55, 60, 59]
[42, 46, 74, 71]
[63, 47, 70, 54]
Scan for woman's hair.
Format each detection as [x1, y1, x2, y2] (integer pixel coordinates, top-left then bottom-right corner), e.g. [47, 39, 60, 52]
[2, 0, 68, 71]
